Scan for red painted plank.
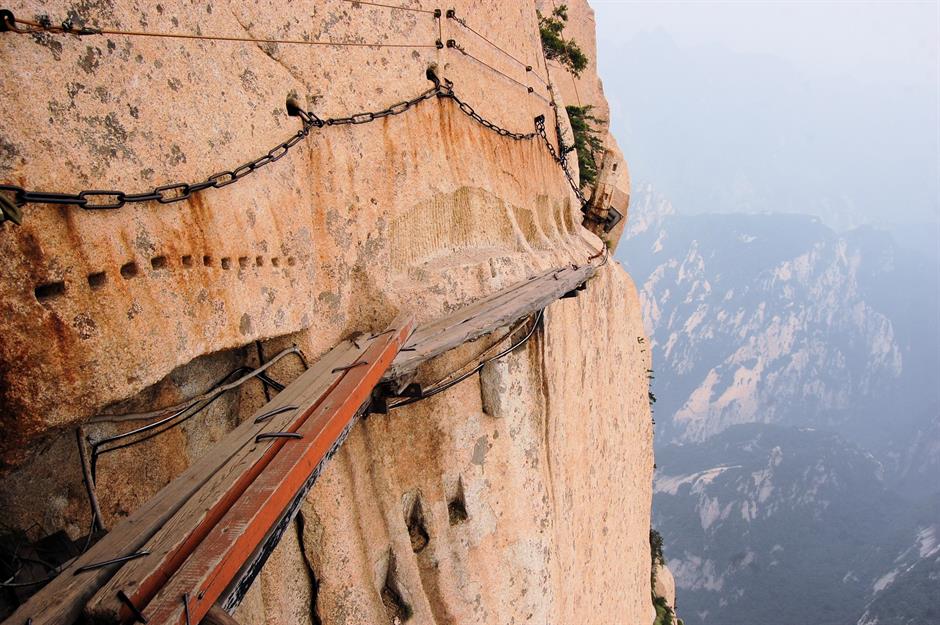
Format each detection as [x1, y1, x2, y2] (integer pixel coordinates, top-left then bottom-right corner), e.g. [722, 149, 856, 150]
[0, 342, 360, 625]
[87, 341, 366, 624]
[140, 315, 414, 625]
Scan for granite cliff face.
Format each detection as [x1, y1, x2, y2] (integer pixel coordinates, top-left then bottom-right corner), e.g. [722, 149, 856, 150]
[0, 2, 652, 624]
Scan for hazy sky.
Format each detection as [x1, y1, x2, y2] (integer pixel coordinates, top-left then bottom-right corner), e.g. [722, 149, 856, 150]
[594, 1, 939, 87]
[591, 0, 940, 229]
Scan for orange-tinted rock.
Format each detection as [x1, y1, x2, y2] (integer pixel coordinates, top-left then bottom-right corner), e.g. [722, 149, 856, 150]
[0, 2, 653, 623]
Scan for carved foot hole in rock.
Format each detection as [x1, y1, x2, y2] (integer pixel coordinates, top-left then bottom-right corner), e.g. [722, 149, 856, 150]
[382, 553, 412, 623]
[87, 271, 107, 290]
[448, 478, 469, 525]
[287, 257, 296, 267]
[119, 261, 139, 279]
[34, 280, 65, 302]
[28, 250, 288, 308]
[406, 497, 430, 553]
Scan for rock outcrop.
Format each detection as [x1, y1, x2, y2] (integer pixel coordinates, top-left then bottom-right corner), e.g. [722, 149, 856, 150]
[0, 2, 653, 623]
[653, 563, 677, 615]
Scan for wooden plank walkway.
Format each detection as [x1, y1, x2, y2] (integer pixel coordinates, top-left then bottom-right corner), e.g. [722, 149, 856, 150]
[385, 263, 595, 380]
[0, 338, 374, 625]
[140, 316, 414, 625]
[2, 258, 597, 625]
[83, 341, 373, 622]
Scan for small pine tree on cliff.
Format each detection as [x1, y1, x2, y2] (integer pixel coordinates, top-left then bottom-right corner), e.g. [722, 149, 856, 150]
[650, 528, 665, 567]
[565, 104, 605, 188]
[538, 5, 589, 77]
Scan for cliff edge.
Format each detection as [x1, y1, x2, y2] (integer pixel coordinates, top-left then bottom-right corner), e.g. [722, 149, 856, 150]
[0, 1, 653, 623]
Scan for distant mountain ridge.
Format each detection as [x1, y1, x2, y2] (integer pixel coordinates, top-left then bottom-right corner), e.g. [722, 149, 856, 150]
[622, 185, 937, 475]
[619, 184, 940, 625]
[654, 424, 933, 625]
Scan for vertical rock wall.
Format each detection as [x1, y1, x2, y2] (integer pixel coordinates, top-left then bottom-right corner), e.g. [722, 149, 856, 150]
[0, 1, 653, 623]
[232, 265, 653, 625]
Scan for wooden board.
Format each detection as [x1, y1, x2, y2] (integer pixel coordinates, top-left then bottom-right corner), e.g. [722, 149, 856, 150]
[139, 315, 414, 625]
[0, 339, 367, 625]
[403, 266, 558, 341]
[2, 260, 591, 625]
[385, 264, 595, 380]
[84, 338, 374, 623]
[216, 387, 366, 613]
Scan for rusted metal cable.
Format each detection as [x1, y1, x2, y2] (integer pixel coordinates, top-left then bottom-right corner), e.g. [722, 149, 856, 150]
[255, 341, 271, 402]
[389, 309, 544, 409]
[88, 346, 304, 424]
[85, 347, 305, 482]
[341, 0, 438, 15]
[0, 10, 437, 48]
[0, 513, 99, 588]
[0, 573, 57, 588]
[425, 315, 530, 389]
[447, 38, 546, 99]
[88, 369, 255, 458]
[76, 427, 106, 533]
[88, 391, 222, 482]
[446, 8, 548, 87]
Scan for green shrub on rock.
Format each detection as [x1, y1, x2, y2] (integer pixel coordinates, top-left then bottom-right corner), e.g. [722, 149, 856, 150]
[538, 5, 589, 77]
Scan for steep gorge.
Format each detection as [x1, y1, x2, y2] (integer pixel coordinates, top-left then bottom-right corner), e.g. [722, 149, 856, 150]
[0, 1, 655, 624]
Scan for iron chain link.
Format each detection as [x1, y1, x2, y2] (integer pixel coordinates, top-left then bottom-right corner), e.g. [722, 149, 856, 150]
[0, 74, 587, 225]
[535, 115, 587, 205]
[0, 121, 313, 221]
[444, 91, 537, 141]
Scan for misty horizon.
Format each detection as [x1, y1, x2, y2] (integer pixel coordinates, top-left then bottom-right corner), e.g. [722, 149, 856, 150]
[595, 0, 939, 233]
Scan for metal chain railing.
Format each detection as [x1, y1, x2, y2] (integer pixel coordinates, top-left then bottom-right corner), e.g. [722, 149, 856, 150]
[1, 72, 586, 224]
[0, 9, 589, 226]
[438, 78, 538, 140]
[535, 115, 586, 204]
[0, 108, 315, 221]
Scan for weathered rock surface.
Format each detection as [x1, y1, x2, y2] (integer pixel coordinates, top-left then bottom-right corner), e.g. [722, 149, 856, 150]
[654, 562, 677, 616]
[234, 264, 653, 625]
[0, 1, 653, 623]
